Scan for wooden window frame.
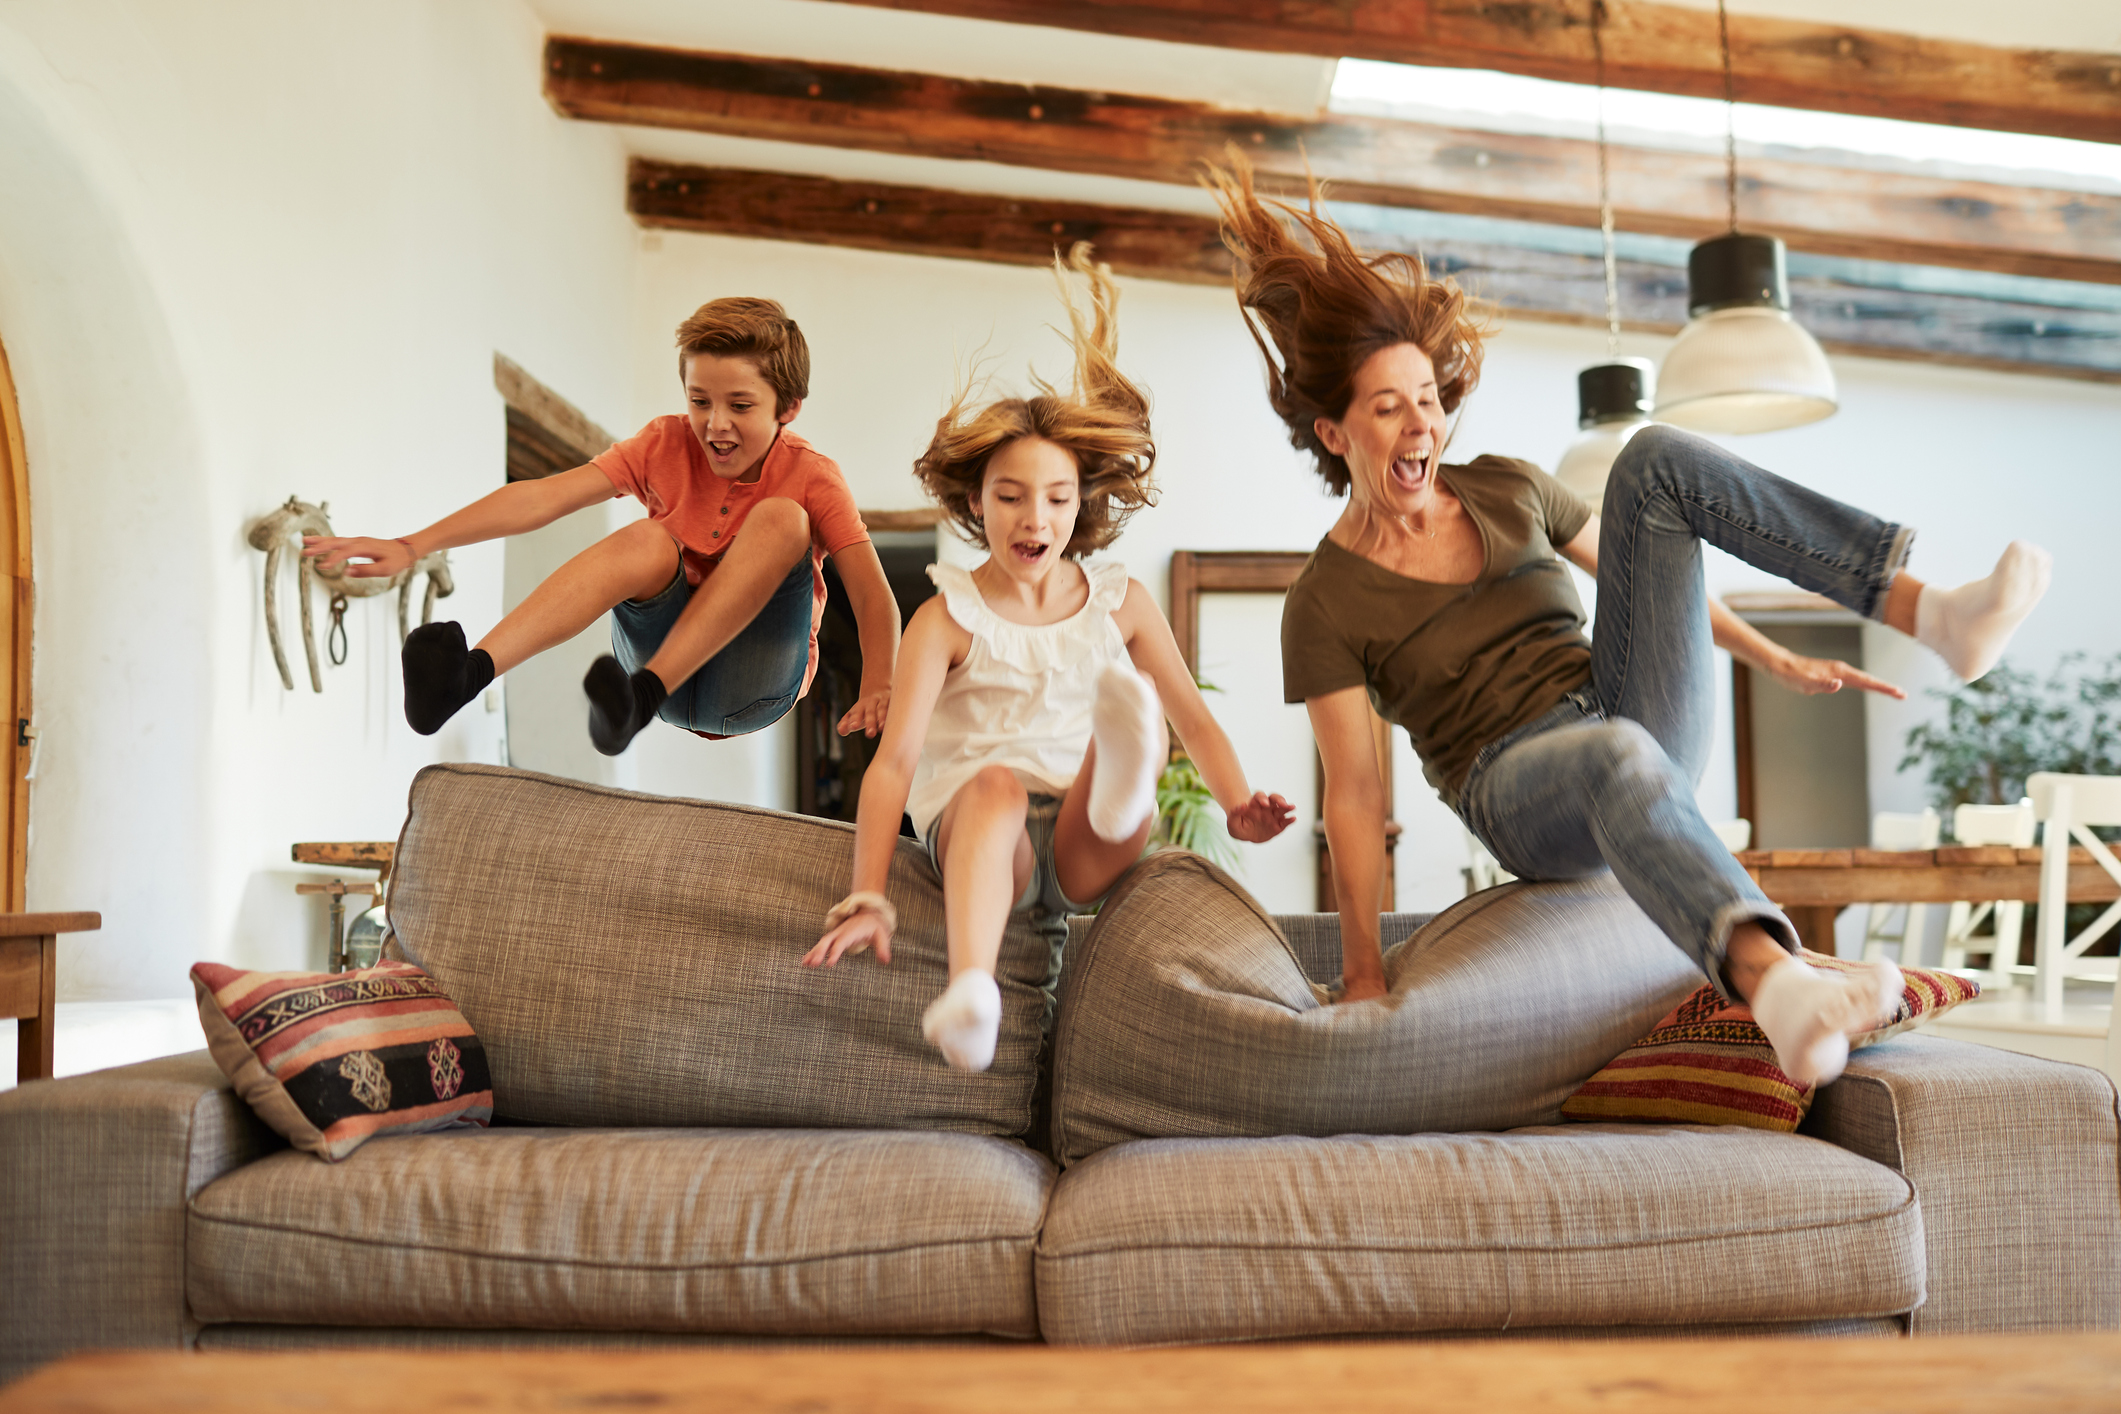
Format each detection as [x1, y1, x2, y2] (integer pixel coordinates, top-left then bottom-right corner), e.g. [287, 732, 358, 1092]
[1168, 551, 1397, 912]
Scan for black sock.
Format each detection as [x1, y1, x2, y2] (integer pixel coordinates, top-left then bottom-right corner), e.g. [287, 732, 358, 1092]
[402, 622, 495, 735]
[584, 655, 668, 756]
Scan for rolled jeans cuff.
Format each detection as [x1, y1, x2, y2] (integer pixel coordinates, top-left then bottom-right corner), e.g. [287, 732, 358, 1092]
[1864, 524, 1918, 621]
[1706, 900, 1800, 1003]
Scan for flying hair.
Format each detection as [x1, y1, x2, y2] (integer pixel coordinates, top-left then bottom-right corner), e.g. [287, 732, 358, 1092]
[914, 243, 1157, 558]
[1202, 149, 1490, 498]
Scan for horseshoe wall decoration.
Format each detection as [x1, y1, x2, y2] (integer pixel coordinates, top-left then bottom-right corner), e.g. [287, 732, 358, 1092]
[247, 497, 454, 692]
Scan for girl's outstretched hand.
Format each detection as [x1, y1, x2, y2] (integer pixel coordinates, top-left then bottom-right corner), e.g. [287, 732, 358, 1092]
[837, 686, 891, 739]
[302, 535, 411, 578]
[805, 911, 894, 968]
[1225, 791, 1296, 843]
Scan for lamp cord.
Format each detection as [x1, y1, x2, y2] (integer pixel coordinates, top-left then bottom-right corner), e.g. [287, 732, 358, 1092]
[1718, 0, 1737, 232]
[1592, 0, 1619, 360]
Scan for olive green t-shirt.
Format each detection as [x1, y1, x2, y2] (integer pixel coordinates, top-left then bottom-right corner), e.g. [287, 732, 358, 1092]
[1281, 455, 1596, 802]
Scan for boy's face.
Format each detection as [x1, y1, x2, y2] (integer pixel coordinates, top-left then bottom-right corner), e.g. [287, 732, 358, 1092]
[683, 353, 798, 483]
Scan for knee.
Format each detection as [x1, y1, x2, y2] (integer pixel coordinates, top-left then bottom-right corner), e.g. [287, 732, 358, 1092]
[1606, 423, 1691, 499]
[961, 766, 1028, 815]
[746, 496, 810, 544]
[1587, 720, 1681, 796]
[612, 517, 672, 552]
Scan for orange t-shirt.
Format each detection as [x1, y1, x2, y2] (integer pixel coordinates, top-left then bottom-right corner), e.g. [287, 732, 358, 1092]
[594, 419, 868, 701]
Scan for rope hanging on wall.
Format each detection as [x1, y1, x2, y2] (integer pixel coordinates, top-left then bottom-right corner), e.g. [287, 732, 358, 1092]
[246, 497, 454, 693]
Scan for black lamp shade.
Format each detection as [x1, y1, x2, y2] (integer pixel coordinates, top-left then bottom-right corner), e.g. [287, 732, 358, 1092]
[1577, 359, 1655, 428]
[1687, 233, 1790, 315]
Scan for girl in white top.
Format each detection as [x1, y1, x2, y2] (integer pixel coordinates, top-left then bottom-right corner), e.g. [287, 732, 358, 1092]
[806, 246, 1295, 1071]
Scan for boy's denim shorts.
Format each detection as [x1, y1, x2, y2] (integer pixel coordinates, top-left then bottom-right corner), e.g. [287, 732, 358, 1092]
[610, 558, 812, 738]
[921, 792, 1102, 918]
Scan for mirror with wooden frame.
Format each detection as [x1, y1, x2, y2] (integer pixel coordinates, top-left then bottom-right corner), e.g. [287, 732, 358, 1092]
[1168, 551, 1398, 911]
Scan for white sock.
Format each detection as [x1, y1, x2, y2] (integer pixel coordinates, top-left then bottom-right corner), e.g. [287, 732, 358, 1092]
[1749, 957, 1902, 1088]
[1913, 541, 2051, 682]
[1087, 663, 1162, 842]
[921, 969, 1002, 1073]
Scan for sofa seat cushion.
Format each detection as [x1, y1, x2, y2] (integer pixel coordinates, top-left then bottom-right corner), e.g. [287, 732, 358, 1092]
[189, 1127, 1053, 1338]
[387, 764, 1057, 1138]
[1035, 1127, 1922, 1345]
[1050, 853, 1704, 1165]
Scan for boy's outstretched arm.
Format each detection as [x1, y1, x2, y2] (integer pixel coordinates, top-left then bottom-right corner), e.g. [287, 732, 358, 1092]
[828, 540, 902, 739]
[1114, 580, 1295, 845]
[303, 464, 616, 577]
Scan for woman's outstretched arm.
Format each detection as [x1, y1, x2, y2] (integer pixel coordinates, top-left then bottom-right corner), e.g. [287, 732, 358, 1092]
[1556, 518, 1904, 700]
[1309, 686, 1390, 1003]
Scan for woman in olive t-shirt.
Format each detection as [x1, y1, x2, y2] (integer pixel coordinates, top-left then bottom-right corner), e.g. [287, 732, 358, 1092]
[1209, 156, 2050, 1087]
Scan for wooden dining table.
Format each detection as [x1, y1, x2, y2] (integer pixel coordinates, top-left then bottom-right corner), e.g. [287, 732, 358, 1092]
[1740, 844, 2121, 956]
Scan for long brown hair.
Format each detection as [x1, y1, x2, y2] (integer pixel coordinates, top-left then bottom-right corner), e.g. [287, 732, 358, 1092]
[914, 243, 1156, 558]
[1203, 151, 1488, 497]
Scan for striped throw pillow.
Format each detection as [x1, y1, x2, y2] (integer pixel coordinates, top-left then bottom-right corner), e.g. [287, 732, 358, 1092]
[191, 959, 492, 1161]
[1560, 952, 1980, 1132]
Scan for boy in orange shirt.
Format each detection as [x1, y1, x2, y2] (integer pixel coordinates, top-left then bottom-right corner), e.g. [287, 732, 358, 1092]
[305, 299, 898, 755]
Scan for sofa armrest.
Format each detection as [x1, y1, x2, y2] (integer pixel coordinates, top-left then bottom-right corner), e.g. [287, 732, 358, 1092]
[1803, 1033, 2120, 1333]
[0, 1049, 282, 1383]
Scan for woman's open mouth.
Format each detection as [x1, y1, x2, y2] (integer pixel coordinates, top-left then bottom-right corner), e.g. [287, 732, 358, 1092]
[1389, 451, 1430, 492]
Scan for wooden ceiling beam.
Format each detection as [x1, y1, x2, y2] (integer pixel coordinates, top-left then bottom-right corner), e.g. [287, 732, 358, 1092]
[548, 38, 2121, 287]
[827, 0, 2121, 146]
[628, 159, 2121, 384]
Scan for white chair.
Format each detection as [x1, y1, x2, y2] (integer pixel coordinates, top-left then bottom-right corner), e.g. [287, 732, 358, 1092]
[1709, 818, 1752, 852]
[2028, 776, 2121, 1072]
[1939, 799, 2036, 989]
[1861, 808, 1941, 966]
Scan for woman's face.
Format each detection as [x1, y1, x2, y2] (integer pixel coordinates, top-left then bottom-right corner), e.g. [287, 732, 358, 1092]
[1314, 343, 1447, 516]
[978, 437, 1081, 587]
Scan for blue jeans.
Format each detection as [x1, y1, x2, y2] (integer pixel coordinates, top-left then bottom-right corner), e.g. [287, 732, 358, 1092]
[611, 558, 813, 737]
[1457, 425, 1914, 996]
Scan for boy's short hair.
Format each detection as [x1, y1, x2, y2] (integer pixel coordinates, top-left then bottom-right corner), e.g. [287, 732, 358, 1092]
[674, 298, 810, 415]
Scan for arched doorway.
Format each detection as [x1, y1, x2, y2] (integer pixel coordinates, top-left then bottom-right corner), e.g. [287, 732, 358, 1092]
[0, 336, 27, 911]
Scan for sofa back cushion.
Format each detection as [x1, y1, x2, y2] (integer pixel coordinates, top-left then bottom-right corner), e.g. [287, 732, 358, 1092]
[386, 764, 1050, 1137]
[1047, 851, 1704, 1165]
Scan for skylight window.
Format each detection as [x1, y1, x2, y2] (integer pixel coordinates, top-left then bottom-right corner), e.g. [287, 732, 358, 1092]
[1330, 59, 2121, 194]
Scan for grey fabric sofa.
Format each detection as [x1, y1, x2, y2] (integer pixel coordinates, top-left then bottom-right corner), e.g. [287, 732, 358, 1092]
[4, 764, 2117, 1379]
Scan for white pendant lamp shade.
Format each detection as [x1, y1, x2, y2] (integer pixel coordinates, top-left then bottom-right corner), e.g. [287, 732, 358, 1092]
[1555, 359, 1655, 504]
[1655, 234, 1836, 434]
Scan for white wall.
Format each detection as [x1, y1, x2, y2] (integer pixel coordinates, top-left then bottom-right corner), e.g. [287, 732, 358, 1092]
[0, 1, 639, 999]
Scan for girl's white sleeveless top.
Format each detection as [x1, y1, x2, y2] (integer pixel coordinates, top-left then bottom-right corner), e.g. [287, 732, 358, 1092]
[906, 559, 1133, 835]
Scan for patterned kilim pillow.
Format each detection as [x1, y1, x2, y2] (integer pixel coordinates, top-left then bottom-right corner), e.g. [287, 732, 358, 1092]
[191, 959, 492, 1161]
[1560, 951, 1980, 1132]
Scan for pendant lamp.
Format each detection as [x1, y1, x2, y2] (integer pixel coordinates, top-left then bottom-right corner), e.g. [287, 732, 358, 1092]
[1555, 0, 1658, 503]
[1653, 0, 1835, 434]
[1556, 359, 1656, 501]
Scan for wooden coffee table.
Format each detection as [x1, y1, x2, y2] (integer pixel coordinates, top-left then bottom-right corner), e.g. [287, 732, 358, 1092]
[3, 1336, 2118, 1412]
[1741, 845, 2121, 957]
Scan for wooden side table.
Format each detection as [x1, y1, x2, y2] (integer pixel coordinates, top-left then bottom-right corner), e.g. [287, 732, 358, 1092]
[0, 912, 102, 1082]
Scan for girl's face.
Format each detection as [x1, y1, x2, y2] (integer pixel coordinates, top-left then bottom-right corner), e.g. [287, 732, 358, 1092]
[978, 437, 1081, 587]
[1314, 342, 1447, 516]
